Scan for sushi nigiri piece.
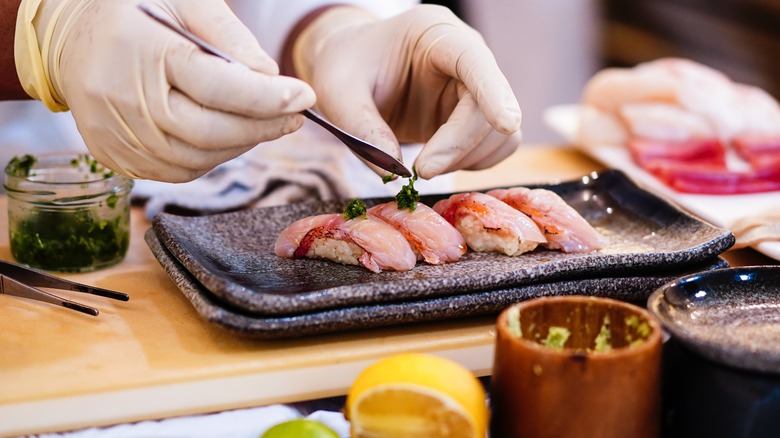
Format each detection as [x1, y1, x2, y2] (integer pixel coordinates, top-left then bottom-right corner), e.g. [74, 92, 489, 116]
[274, 213, 417, 272]
[368, 201, 467, 265]
[274, 213, 346, 258]
[486, 187, 606, 253]
[432, 192, 546, 256]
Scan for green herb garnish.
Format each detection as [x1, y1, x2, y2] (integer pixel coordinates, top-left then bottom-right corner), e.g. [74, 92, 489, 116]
[5, 154, 37, 177]
[342, 198, 367, 219]
[382, 174, 393, 184]
[70, 153, 115, 178]
[395, 166, 420, 211]
[10, 209, 130, 272]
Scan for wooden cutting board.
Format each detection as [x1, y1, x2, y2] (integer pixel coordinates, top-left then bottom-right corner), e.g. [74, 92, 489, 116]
[2, 146, 766, 436]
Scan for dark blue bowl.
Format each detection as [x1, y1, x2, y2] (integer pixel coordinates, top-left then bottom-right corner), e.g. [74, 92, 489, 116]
[649, 266, 780, 437]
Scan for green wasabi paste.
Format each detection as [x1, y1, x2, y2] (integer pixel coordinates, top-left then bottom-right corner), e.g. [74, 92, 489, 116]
[594, 315, 612, 352]
[541, 326, 571, 350]
[625, 315, 651, 347]
[506, 306, 522, 338]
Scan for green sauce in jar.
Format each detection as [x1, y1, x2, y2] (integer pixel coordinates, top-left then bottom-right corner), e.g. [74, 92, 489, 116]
[4, 153, 133, 272]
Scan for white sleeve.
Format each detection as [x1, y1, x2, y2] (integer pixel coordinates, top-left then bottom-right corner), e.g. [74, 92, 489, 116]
[229, 0, 419, 62]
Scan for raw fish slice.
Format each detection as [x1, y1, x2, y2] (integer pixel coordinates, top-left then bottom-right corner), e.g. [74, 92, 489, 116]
[433, 192, 545, 256]
[580, 58, 780, 145]
[341, 216, 417, 272]
[274, 213, 416, 272]
[368, 201, 466, 265]
[619, 103, 715, 141]
[274, 213, 345, 258]
[576, 106, 627, 148]
[487, 188, 606, 253]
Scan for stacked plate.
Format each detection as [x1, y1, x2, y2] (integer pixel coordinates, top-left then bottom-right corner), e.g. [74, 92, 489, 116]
[145, 170, 734, 339]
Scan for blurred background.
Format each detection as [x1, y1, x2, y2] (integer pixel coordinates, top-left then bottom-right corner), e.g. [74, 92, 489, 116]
[429, 0, 780, 143]
[2, 0, 780, 170]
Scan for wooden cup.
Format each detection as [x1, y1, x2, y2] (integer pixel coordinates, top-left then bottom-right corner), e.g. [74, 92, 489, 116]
[490, 296, 663, 438]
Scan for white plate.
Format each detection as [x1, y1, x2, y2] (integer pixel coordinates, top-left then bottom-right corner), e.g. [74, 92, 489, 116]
[543, 104, 780, 261]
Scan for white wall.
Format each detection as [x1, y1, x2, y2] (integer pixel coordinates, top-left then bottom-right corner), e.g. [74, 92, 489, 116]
[460, 0, 603, 143]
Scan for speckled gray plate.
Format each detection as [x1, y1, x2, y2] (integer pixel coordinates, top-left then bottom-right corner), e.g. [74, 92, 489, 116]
[648, 266, 780, 374]
[150, 169, 735, 315]
[146, 229, 728, 339]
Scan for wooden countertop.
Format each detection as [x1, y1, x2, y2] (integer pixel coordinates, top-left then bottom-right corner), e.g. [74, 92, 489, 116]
[0, 145, 775, 436]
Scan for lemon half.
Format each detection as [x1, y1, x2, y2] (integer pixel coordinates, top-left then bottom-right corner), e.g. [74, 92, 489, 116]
[346, 353, 487, 438]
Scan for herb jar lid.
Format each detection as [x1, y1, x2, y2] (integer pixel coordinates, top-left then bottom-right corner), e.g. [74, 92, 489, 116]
[4, 152, 134, 272]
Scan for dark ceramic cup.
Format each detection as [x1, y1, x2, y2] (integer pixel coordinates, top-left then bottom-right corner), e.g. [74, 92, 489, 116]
[490, 296, 663, 438]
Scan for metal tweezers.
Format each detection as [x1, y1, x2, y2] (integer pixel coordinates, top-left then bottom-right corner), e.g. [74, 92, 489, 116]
[0, 260, 129, 316]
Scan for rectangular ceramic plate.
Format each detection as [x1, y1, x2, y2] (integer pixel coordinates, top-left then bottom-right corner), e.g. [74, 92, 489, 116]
[146, 229, 728, 339]
[544, 104, 780, 261]
[150, 169, 734, 316]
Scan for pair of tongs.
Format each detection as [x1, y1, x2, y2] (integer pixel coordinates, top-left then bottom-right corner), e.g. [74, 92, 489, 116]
[0, 260, 129, 316]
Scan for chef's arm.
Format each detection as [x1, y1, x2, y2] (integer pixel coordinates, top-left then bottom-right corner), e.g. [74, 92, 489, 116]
[0, 0, 25, 99]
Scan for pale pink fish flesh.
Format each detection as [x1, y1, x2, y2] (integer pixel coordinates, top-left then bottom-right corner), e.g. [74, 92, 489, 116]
[274, 213, 345, 258]
[487, 187, 606, 253]
[433, 192, 546, 256]
[274, 212, 416, 272]
[368, 201, 467, 265]
[341, 215, 417, 272]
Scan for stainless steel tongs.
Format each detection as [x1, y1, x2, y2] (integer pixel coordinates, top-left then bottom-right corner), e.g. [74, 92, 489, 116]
[0, 260, 129, 316]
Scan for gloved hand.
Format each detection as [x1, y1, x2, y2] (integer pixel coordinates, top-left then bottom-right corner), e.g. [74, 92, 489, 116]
[291, 4, 523, 180]
[15, 0, 316, 182]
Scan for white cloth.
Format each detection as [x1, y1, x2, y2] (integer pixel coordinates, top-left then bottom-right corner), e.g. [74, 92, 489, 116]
[38, 405, 351, 438]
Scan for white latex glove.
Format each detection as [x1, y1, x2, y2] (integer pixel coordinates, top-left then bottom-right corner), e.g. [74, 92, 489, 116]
[292, 4, 523, 180]
[15, 0, 316, 182]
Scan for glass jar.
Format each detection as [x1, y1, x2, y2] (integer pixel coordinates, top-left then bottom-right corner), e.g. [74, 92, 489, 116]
[4, 152, 134, 273]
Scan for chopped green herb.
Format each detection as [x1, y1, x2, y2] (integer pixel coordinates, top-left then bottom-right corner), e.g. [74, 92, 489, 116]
[382, 174, 393, 184]
[10, 209, 129, 272]
[395, 166, 420, 211]
[106, 194, 119, 209]
[342, 198, 367, 219]
[69, 153, 115, 177]
[594, 315, 612, 352]
[5, 155, 37, 177]
[541, 326, 570, 350]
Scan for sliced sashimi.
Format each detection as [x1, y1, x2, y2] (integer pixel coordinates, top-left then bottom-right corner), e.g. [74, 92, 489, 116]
[274, 213, 346, 258]
[487, 187, 605, 253]
[433, 192, 545, 256]
[342, 215, 417, 272]
[368, 201, 466, 265]
[274, 212, 416, 272]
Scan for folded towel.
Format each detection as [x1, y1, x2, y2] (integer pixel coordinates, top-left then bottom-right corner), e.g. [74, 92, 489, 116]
[132, 126, 359, 219]
[132, 124, 455, 219]
[730, 209, 780, 249]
